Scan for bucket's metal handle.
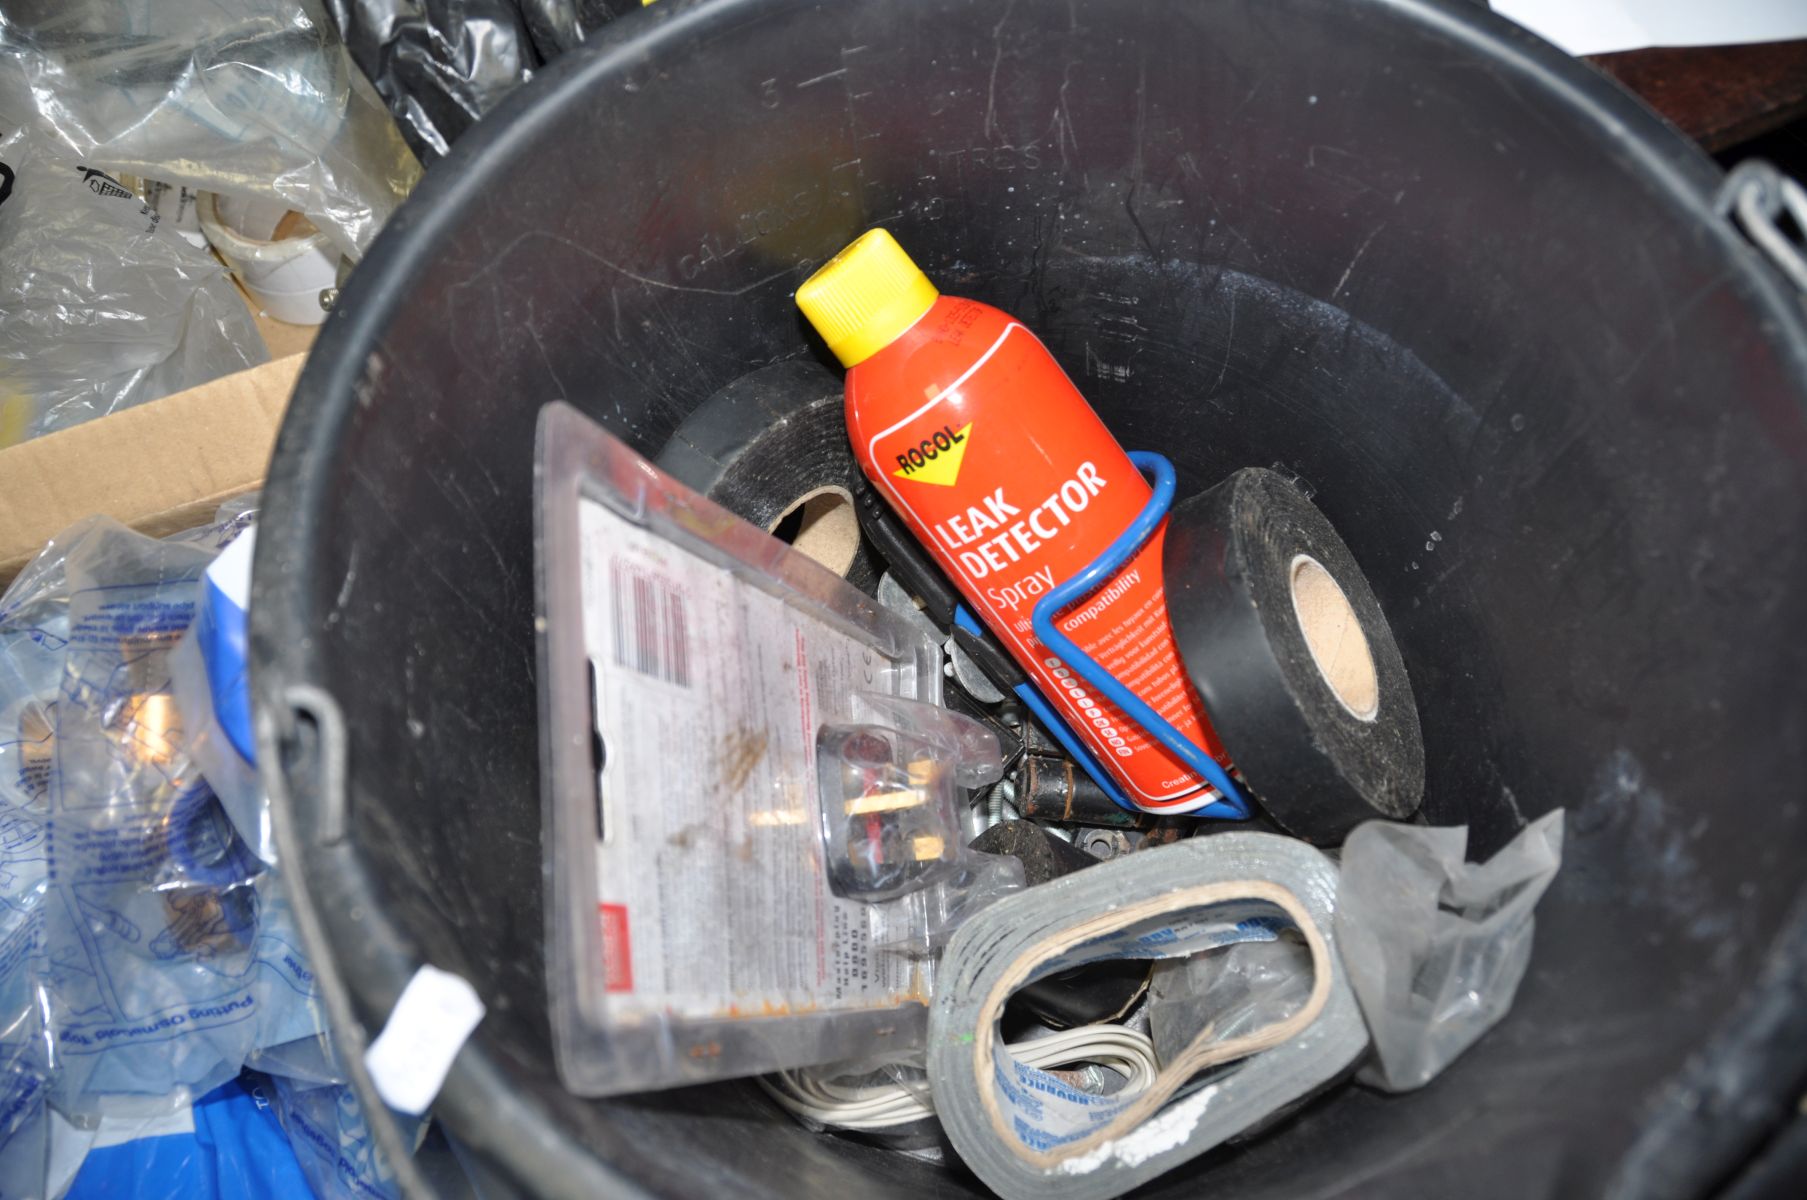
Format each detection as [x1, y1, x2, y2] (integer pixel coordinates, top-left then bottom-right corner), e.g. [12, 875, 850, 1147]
[1717, 160, 1807, 297]
[258, 684, 435, 1200]
[281, 683, 352, 846]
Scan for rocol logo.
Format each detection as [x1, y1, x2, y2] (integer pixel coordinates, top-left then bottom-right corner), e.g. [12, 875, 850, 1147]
[892, 422, 972, 487]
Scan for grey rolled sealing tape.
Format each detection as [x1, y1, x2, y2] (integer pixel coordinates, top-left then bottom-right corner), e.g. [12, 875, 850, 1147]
[926, 833, 1367, 1200]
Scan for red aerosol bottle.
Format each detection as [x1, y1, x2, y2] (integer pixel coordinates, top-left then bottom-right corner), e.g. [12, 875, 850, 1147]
[797, 229, 1227, 808]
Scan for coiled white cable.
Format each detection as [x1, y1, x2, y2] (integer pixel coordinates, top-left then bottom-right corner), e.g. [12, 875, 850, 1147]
[759, 1024, 1161, 1131]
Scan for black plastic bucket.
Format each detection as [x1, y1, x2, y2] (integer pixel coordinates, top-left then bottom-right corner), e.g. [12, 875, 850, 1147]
[252, 1, 1807, 1196]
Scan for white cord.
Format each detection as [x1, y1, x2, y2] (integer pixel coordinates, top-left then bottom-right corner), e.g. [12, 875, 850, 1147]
[759, 1024, 1161, 1131]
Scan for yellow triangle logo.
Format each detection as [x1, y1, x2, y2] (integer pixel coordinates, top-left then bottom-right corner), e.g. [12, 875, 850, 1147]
[892, 422, 974, 487]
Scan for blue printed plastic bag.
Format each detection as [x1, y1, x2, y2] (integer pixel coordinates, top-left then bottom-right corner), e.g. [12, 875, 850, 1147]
[65, 1072, 312, 1200]
[0, 509, 328, 1196]
[37, 515, 321, 1108]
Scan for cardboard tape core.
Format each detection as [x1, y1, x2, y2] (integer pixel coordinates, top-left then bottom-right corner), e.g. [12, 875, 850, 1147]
[770, 485, 860, 578]
[1289, 553, 1379, 722]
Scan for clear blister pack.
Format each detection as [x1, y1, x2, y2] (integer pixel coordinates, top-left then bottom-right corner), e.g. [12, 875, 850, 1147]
[536, 402, 1018, 1097]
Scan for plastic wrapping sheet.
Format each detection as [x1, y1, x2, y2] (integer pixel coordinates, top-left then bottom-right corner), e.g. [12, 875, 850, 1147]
[1335, 810, 1566, 1092]
[270, 1075, 421, 1200]
[1147, 928, 1314, 1066]
[0, 129, 267, 446]
[321, 0, 633, 160]
[0, 0, 419, 257]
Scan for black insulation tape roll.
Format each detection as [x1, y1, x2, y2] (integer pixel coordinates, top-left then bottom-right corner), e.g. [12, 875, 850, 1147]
[654, 359, 879, 593]
[1164, 468, 1423, 844]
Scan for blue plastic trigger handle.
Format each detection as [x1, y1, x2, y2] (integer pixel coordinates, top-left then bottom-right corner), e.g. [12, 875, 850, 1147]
[1030, 451, 1251, 820]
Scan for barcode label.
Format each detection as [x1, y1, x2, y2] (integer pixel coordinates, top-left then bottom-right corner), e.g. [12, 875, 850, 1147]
[610, 561, 692, 687]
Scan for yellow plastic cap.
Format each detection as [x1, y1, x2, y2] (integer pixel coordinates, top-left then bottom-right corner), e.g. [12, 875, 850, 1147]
[796, 229, 939, 367]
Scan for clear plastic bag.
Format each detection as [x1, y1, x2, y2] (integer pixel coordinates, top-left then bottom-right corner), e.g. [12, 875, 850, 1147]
[252, 1027, 429, 1200]
[1334, 810, 1566, 1092]
[0, 129, 268, 445]
[1146, 924, 1314, 1067]
[0, 0, 419, 257]
[39, 517, 324, 1109]
[1, 522, 94, 1200]
[0, 1045, 57, 1200]
[268, 1075, 421, 1200]
[0, 503, 351, 1197]
[0, 512, 328, 1158]
[244, 1031, 344, 1089]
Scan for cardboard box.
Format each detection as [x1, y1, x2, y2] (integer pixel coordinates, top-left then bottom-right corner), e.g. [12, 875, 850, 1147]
[0, 299, 314, 587]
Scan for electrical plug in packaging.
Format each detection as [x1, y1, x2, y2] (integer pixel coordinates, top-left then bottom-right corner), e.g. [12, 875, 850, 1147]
[817, 692, 1003, 902]
[536, 402, 1013, 1097]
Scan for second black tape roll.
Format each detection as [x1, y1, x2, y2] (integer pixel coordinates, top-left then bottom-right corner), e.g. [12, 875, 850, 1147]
[1164, 468, 1423, 844]
[655, 359, 879, 592]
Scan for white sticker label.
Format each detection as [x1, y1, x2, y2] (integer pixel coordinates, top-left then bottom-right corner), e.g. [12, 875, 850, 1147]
[363, 964, 486, 1116]
[578, 498, 919, 1023]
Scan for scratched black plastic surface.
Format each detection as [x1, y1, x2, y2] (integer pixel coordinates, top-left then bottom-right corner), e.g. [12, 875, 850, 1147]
[253, 0, 1807, 1197]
